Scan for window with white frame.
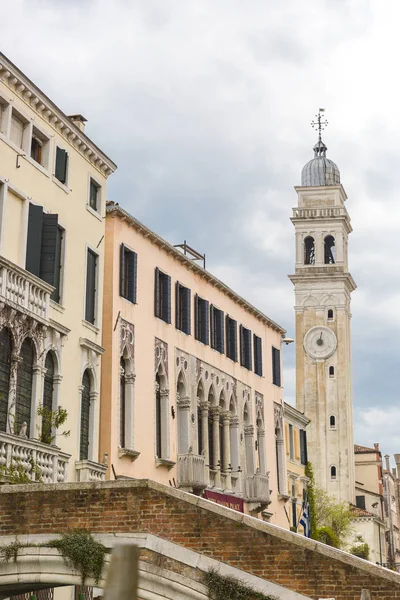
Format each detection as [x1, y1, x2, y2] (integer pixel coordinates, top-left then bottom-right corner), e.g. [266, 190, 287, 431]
[30, 126, 50, 169]
[89, 178, 101, 212]
[10, 108, 29, 150]
[0, 97, 9, 135]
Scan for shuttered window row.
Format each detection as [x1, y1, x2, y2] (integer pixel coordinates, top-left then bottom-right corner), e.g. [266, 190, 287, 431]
[240, 325, 252, 370]
[272, 346, 281, 387]
[176, 282, 191, 334]
[26, 203, 64, 303]
[210, 305, 224, 353]
[253, 334, 263, 377]
[120, 244, 138, 304]
[226, 316, 238, 362]
[154, 268, 171, 323]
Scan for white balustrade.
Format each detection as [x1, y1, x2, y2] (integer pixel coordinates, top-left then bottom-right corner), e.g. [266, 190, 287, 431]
[0, 256, 52, 322]
[244, 473, 270, 503]
[177, 453, 206, 491]
[75, 459, 107, 482]
[0, 431, 70, 483]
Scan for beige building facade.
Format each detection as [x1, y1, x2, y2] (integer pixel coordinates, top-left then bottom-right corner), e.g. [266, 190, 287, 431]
[290, 133, 356, 504]
[0, 53, 116, 484]
[100, 202, 291, 525]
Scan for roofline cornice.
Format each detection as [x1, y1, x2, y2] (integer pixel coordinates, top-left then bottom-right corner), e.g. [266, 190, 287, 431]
[0, 53, 117, 177]
[283, 402, 310, 426]
[106, 205, 286, 334]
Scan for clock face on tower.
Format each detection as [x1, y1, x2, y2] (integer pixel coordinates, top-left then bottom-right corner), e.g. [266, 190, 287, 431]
[303, 326, 337, 360]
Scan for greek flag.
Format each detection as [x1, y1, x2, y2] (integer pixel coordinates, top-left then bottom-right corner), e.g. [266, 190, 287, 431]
[299, 495, 311, 538]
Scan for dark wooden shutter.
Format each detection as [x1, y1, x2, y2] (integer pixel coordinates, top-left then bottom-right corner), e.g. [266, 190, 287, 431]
[120, 244, 126, 298]
[154, 268, 160, 317]
[300, 429, 308, 465]
[201, 299, 209, 345]
[217, 310, 224, 353]
[232, 319, 238, 362]
[163, 274, 171, 323]
[175, 282, 181, 329]
[85, 250, 97, 324]
[26, 204, 43, 276]
[42, 352, 54, 443]
[254, 335, 263, 376]
[0, 328, 11, 433]
[55, 147, 68, 184]
[272, 347, 281, 386]
[40, 213, 58, 286]
[127, 250, 137, 303]
[194, 294, 199, 339]
[52, 227, 63, 303]
[240, 325, 244, 366]
[80, 370, 91, 460]
[210, 305, 215, 348]
[120, 357, 126, 448]
[246, 329, 252, 370]
[15, 338, 34, 436]
[182, 287, 191, 334]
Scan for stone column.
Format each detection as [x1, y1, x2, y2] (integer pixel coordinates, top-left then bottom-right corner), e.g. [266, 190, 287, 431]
[200, 401, 209, 461]
[160, 388, 170, 459]
[31, 364, 44, 439]
[257, 427, 267, 475]
[244, 425, 255, 475]
[89, 390, 98, 462]
[222, 411, 231, 491]
[125, 373, 135, 450]
[276, 432, 287, 495]
[211, 407, 220, 488]
[7, 353, 21, 435]
[315, 231, 323, 265]
[177, 396, 191, 454]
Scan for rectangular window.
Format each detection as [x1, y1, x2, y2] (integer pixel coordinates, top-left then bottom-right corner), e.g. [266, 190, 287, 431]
[0, 97, 9, 135]
[356, 495, 366, 510]
[85, 249, 98, 324]
[289, 424, 294, 460]
[55, 146, 68, 184]
[25, 203, 64, 303]
[300, 429, 308, 465]
[272, 347, 281, 387]
[210, 305, 224, 353]
[253, 334, 263, 376]
[10, 111, 26, 149]
[120, 244, 137, 304]
[176, 282, 191, 334]
[194, 294, 209, 345]
[154, 267, 171, 323]
[89, 178, 101, 212]
[226, 316, 238, 361]
[30, 127, 49, 168]
[240, 325, 252, 370]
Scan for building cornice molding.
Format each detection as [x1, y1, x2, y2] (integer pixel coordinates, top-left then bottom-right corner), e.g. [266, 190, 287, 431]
[0, 53, 117, 177]
[107, 205, 286, 334]
[79, 337, 105, 355]
[283, 402, 310, 427]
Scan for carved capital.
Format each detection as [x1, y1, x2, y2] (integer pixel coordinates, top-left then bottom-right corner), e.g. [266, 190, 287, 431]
[244, 425, 255, 437]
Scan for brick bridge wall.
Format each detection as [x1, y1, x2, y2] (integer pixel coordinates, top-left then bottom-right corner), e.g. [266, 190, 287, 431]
[0, 479, 398, 600]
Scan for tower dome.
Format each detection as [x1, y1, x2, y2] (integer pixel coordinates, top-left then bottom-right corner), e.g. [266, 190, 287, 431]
[301, 139, 340, 187]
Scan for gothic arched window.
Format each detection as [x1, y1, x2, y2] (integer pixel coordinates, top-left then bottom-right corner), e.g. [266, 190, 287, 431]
[304, 236, 315, 265]
[0, 328, 12, 433]
[80, 369, 91, 460]
[330, 465, 337, 479]
[329, 415, 336, 428]
[329, 366, 335, 377]
[42, 351, 55, 444]
[324, 235, 336, 264]
[16, 338, 34, 437]
[327, 309, 334, 320]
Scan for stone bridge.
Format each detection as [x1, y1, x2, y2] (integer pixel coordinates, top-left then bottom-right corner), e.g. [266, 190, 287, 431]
[0, 479, 398, 600]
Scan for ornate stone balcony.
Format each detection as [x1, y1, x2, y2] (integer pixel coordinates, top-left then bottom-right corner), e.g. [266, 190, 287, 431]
[0, 431, 70, 483]
[75, 459, 107, 482]
[0, 256, 52, 323]
[244, 472, 270, 505]
[177, 452, 206, 492]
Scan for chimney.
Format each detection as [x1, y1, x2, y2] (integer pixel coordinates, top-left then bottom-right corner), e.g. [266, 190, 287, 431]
[384, 454, 391, 471]
[394, 454, 400, 478]
[68, 114, 87, 132]
[374, 443, 379, 451]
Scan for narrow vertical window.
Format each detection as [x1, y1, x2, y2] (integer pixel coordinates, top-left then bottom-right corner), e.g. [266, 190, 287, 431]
[197, 405, 203, 455]
[304, 236, 315, 265]
[272, 347, 281, 387]
[80, 370, 91, 460]
[194, 295, 209, 345]
[226, 316, 238, 361]
[329, 415, 336, 429]
[89, 179, 100, 212]
[10, 111, 26, 149]
[85, 249, 98, 324]
[327, 309, 334, 320]
[154, 268, 171, 324]
[210, 305, 224, 353]
[324, 235, 336, 264]
[30, 127, 49, 168]
[155, 374, 162, 457]
[120, 244, 138, 304]
[289, 424, 294, 460]
[176, 282, 191, 334]
[208, 412, 214, 468]
[0, 328, 11, 433]
[330, 465, 337, 479]
[329, 366, 335, 377]
[55, 147, 68, 184]
[42, 352, 55, 444]
[15, 338, 34, 437]
[240, 325, 252, 370]
[120, 357, 126, 448]
[253, 334, 263, 376]
[300, 429, 308, 465]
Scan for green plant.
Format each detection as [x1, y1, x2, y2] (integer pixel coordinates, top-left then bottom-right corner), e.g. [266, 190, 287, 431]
[0, 457, 43, 484]
[349, 535, 370, 560]
[315, 525, 340, 548]
[205, 569, 278, 600]
[37, 405, 70, 445]
[305, 462, 317, 539]
[48, 530, 108, 584]
[314, 486, 353, 547]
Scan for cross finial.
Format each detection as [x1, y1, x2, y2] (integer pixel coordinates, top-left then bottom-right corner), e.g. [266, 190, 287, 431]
[311, 108, 328, 142]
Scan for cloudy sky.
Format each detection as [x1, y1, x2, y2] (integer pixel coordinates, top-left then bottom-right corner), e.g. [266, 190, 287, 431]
[2, 0, 399, 459]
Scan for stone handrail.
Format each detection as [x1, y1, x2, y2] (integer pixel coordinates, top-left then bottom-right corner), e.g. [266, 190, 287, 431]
[177, 452, 206, 491]
[0, 431, 70, 483]
[75, 459, 107, 482]
[244, 473, 270, 503]
[0, 255, 53, 322]
[292, 207, 348, 220]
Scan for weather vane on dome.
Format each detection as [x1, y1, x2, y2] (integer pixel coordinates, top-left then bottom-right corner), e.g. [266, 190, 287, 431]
[311, 108, 328, 143]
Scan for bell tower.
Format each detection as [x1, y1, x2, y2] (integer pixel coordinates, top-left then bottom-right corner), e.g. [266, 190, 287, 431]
[289, 111, 356, 503]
